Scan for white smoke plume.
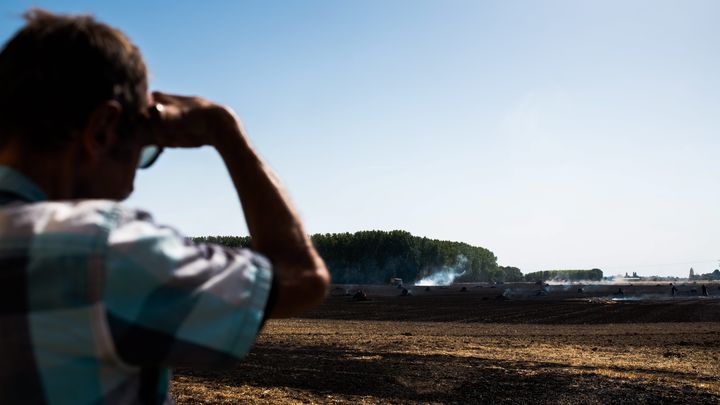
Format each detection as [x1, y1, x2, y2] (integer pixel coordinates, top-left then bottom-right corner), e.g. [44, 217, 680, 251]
[545, 278, 636, 286]
[415, 255, 468, 286]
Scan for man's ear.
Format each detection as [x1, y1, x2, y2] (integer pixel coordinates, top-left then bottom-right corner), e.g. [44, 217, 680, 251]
[80, 101, 123, 163]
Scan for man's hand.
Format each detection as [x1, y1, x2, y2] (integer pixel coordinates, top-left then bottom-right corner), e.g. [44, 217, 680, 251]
[148, 91, 241, 148]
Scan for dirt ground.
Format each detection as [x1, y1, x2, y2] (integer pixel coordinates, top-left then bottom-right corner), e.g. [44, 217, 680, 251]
[172, 283, 720, 404]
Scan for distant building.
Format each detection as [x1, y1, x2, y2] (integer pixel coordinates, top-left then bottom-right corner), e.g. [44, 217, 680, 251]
[689, 268, 695, 279]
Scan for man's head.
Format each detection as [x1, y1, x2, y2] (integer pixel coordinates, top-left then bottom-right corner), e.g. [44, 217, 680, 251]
[0, 9, 150, 200]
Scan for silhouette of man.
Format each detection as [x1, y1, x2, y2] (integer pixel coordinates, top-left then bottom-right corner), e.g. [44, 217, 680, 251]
[0, 9, 329, 404]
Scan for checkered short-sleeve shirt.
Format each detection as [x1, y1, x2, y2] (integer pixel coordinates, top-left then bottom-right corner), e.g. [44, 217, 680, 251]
[0, 165, 274, 404]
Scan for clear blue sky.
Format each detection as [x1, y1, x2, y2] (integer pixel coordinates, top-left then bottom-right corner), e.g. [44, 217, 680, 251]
[2, 1, 719, 277]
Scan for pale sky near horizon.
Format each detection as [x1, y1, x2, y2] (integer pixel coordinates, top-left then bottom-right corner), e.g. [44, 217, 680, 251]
[2, 1, 718, 277]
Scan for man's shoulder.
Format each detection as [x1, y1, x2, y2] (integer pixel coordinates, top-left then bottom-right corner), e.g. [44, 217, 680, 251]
[0, 199, 157, 236]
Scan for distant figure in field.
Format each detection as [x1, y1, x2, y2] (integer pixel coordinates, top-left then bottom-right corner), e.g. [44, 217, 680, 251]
[352, 289, 369, 301]
[671, 285, 678, 297]
[701, 284, 708, 297]
[615, 287, 624, 296]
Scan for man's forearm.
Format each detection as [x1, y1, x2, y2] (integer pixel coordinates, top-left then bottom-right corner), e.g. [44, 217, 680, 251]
[214, 123, 313, 264]
[212, 116, 329, 317]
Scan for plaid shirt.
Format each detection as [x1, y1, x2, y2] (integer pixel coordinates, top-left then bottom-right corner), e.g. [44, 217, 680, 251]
[0, 165, 274, 404]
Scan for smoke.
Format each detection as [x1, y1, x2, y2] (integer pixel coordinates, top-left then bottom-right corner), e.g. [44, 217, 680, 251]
[545, 278, 639, 286]
[415, 255, 467, 286]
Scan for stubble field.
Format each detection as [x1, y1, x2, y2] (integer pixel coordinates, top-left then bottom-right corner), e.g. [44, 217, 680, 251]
[172, 283, 720, 404]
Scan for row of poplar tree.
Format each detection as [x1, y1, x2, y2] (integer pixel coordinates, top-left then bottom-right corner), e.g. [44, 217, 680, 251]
[193, 230, 523, 284]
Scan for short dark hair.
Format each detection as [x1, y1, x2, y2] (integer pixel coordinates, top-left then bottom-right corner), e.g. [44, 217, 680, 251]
[0, 9, 148, 148]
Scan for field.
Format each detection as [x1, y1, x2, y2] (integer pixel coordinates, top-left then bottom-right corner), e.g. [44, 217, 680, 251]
[172, 282, 720, 404]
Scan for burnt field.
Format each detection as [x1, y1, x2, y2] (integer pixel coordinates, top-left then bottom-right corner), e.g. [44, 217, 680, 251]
[172, 283, 720, 404]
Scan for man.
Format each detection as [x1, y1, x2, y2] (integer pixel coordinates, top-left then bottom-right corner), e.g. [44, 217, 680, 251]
[0, 9, 329, 404]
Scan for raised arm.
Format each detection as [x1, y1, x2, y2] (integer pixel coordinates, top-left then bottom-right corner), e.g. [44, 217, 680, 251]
[149, 92, 330, 318]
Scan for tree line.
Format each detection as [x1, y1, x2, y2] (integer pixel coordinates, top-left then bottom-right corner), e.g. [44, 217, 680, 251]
[523, 269, 604, 282]
[194, 230, 521, 284]
[193, 232, 603, 284]
[691, 269, 720, 281]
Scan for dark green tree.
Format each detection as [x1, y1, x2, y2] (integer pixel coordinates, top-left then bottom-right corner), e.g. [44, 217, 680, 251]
[195, 230, 503, 284]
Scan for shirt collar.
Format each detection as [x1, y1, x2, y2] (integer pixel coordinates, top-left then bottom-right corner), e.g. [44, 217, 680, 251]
[0, 165, 48, 202]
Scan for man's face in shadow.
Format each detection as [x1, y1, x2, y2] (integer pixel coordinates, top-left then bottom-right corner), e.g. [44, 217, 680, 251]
[82, 138, 142, 201]
[74, 102, 152, 201]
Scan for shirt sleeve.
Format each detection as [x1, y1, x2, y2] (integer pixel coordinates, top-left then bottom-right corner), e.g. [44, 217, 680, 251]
[102, 208, 273, 368]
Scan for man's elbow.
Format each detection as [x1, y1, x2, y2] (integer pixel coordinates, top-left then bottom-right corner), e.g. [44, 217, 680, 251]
[270, 260, 330, 318]
[305, 262, 330, 307]
[293, 258, 330, 310]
